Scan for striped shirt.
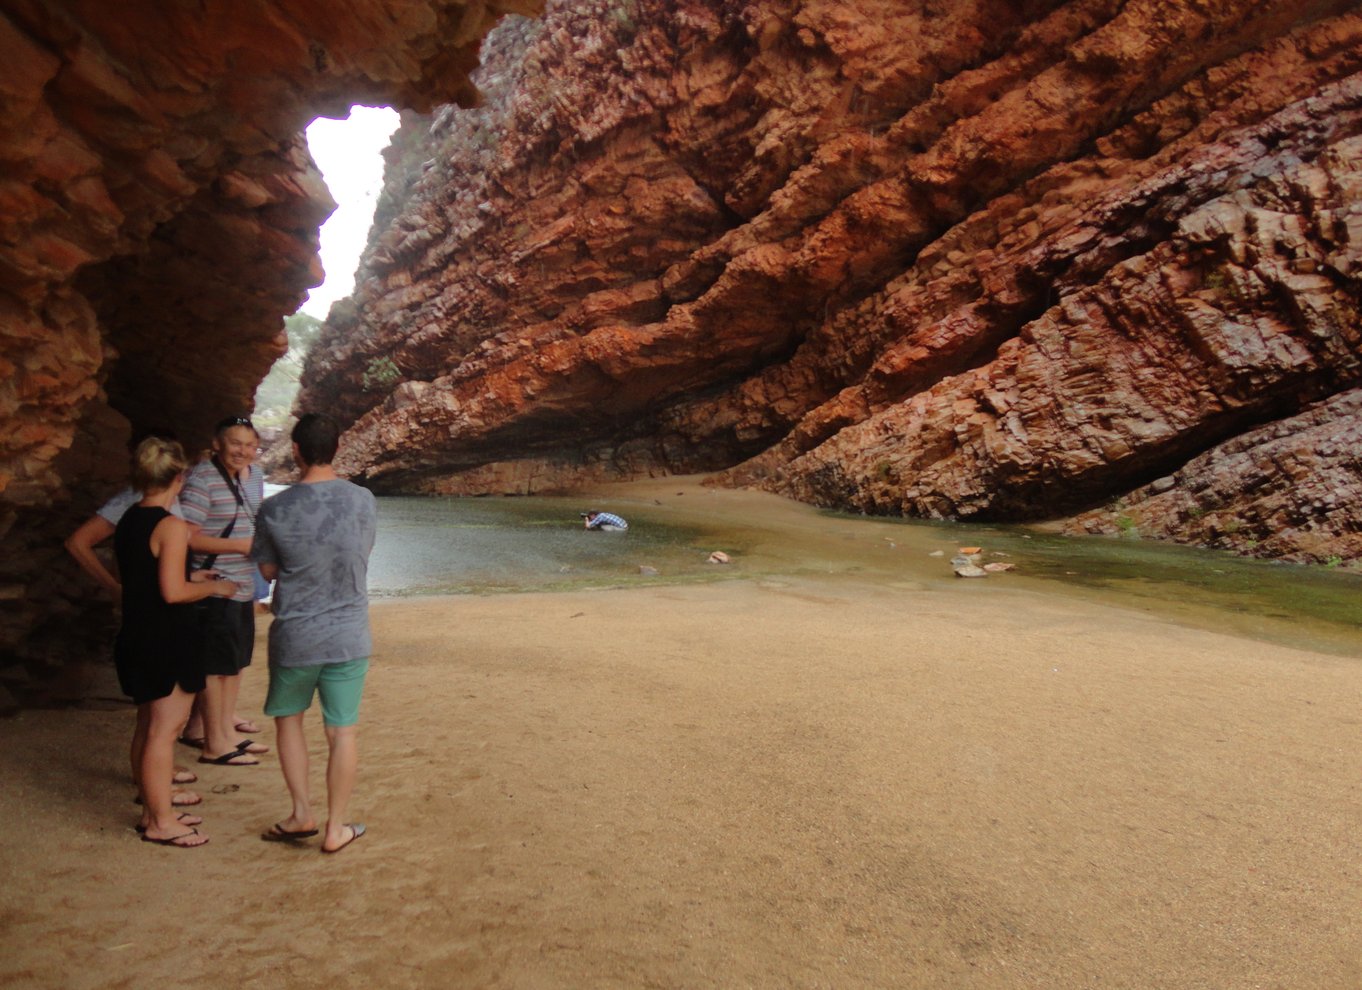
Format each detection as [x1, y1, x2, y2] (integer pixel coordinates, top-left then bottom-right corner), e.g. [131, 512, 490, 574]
[179, 461, 262, 602]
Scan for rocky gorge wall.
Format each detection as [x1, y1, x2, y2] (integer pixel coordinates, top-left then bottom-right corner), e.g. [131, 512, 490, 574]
[299, 0, 1362, 565]
[0, 0, 532, 700]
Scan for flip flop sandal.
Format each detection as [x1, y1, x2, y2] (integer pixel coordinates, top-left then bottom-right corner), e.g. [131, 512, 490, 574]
[198, 751, 259, 766]
[141, 828, 208, 848]
[261, 823, 320, 842]
[321, 823, 366, 854]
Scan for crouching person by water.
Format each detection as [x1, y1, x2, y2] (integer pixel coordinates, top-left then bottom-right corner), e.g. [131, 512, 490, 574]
[582, 510, 628, 532]
[252, 413, 377, 853]
[115, 437, 237, 847]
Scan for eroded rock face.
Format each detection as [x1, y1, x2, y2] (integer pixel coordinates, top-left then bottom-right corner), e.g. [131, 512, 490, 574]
[0, 0, 531, 689]
[299, 0, 1362, 565]
[1063, 388, 1362, 562]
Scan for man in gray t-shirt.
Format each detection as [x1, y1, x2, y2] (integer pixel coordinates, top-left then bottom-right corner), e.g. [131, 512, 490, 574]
[251, 413, 376, 854]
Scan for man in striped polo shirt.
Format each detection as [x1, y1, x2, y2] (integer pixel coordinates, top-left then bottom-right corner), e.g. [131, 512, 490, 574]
[180, 416, 269, 766]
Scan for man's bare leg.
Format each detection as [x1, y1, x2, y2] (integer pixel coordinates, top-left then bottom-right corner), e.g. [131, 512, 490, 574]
[321, 723, 359, 851]
[273, 712, 316, 832]
[181, 694, 206, 743]
[200, 674, 233, 755]
[222, 672, 242, 742]
[200, 674, 258, 763]
[185, 695, 257, 739]
[224, 672, 268, 753]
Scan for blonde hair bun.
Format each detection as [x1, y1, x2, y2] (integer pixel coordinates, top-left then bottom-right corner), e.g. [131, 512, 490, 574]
[130, 436, 187, 494]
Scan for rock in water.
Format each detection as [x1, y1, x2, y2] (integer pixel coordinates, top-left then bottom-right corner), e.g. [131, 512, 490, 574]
[951, 556, 987, 578]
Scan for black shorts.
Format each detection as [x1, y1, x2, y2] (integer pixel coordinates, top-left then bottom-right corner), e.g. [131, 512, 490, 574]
[114, 605, 207, 705]
[199, 598, 255, 675]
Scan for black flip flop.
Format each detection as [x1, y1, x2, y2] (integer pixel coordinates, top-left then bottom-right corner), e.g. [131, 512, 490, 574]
[198, 750, 259, 766]
[261, 823, 320, 842]
[141, 828, 208, 848]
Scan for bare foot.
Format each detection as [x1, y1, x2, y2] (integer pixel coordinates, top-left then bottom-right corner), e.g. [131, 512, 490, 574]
[172, 766, 198, 785]
[138, 789, 202, 807]
[321, 823, 366, 854]
[262, 818, 320, 841]
[198, 750, 259, 766]
[138, 810, 203, 832]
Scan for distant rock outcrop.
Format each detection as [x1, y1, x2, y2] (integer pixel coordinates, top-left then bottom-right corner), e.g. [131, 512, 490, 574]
[297, 0, 1362, 565]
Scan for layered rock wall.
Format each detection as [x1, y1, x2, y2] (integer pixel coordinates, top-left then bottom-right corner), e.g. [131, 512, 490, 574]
[0, 0, 531, 695]
[299, 0, 1362, 564]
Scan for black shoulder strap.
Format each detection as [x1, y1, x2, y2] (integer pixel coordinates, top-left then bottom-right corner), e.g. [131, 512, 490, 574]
[211, 455, 246, 508]
[195, 456, 243, 572]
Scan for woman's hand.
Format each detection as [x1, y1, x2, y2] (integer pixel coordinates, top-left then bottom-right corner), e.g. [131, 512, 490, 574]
[189, 569, 220, 584]
[213, 579, 238, 598]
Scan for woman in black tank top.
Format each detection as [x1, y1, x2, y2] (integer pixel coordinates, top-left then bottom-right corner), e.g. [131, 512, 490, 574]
[114, 438, 236, 848]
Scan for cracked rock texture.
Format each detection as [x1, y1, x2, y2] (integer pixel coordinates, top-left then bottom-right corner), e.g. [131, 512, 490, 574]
[0, 0, 530, 690]
[300, 0, 1362, 565]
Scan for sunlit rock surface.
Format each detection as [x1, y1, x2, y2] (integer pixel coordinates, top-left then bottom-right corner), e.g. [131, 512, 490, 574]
[0, 0, 530, 688]
[299, 0, 1362, 564]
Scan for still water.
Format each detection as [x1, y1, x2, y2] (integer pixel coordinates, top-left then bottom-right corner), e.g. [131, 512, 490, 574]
[367, 495, 732, 595]
[361, 492, 1362, 657]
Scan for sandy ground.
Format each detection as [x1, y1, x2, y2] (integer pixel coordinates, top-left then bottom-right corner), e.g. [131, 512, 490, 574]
[2, 484, 1361, 989]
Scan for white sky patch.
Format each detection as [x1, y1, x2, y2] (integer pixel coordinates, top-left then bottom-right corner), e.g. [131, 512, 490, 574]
[300, 106, 401, 319]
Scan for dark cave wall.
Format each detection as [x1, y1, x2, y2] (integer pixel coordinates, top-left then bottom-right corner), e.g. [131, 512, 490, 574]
[0, 0, 536, 698]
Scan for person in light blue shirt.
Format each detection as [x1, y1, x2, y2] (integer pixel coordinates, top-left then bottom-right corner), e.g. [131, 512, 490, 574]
[252, 413, 376, 854]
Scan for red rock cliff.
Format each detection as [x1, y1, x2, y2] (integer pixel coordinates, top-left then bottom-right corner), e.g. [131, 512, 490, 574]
[0, 0, 530, 697]
[300, 0, 1362, 564]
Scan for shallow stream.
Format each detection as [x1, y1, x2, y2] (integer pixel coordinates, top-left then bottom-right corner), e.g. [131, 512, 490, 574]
[364, 488, 1362, 658]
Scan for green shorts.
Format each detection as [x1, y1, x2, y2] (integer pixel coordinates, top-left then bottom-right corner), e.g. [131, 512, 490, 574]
[264, 657, 369, 727]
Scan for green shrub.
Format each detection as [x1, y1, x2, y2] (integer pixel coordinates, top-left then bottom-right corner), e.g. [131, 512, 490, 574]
[362, 356, 402, 393]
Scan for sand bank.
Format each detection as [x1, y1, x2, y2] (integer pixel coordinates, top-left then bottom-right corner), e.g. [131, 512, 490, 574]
[2, 483, 1360, 988]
